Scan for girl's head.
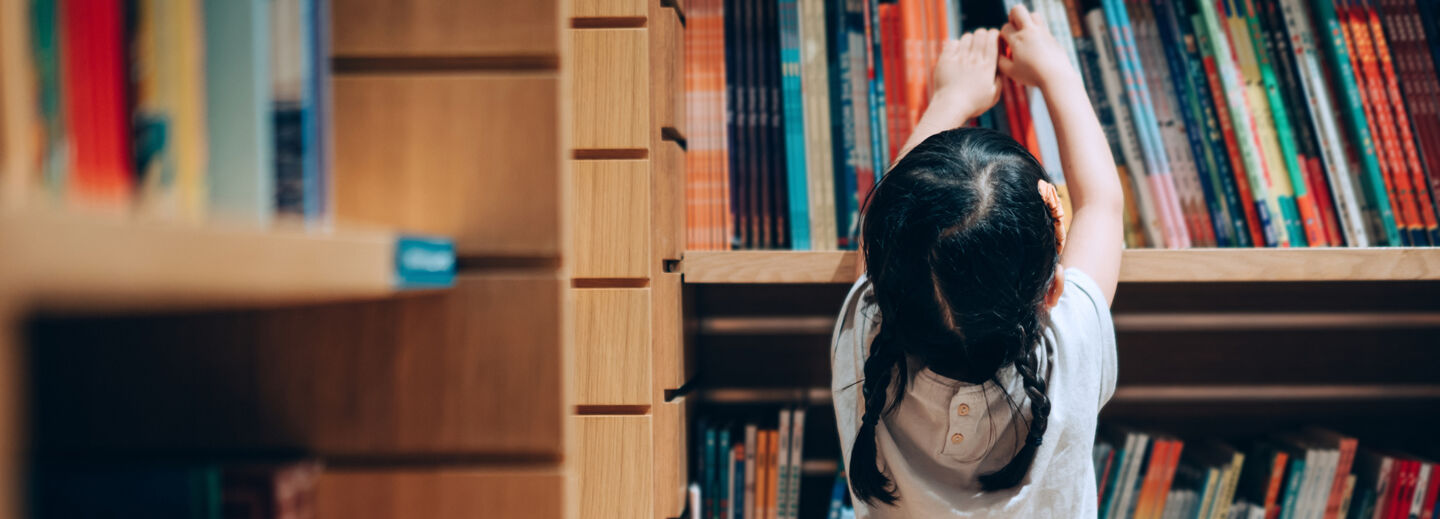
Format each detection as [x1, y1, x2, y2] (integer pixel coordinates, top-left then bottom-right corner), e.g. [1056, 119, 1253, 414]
[850, 127, 1064, 504]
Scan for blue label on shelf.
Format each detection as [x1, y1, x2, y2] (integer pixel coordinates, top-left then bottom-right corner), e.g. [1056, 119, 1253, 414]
[395, 236, 455, 289]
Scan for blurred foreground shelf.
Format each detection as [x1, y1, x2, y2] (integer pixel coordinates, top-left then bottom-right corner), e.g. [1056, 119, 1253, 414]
[681, 248, 1440, 284]
[0, 210, 455, 313]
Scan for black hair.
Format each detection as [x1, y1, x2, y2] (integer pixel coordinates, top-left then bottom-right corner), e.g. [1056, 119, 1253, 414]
[849, 127, 1059, 505]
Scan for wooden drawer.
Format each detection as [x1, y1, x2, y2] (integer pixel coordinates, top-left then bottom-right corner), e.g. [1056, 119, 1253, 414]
[30, 274, 565, 457]
[571, 29, 650, 150]
[653, 129, 685, 265]
[332, 0, 560, 57]
[575, 288, 652, 406]
[655, 397, 690, 519]
[576, 415, 654, 519]
[317, 468, 566, 519]
[574, 160, 651, 278]
[572, 0, 646, 18]
[650, 4, 684, 136]
[652, 271, 685, 392]
[333, 74, 563, 259]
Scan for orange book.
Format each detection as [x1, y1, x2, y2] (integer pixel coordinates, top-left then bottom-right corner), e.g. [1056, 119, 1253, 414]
[899, 0, 926, 128]
[765, 430, 779, 519]
[880, 4, 910, 159]
[1362, 0, 1439, 243]
[1150, 439, 1185, 519]
[1133, 439, 1171, 519]
[1262, 451, 1290, 518]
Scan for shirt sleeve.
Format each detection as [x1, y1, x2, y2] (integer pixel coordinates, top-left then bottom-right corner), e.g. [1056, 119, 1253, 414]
[1054, 267, 1118, 407]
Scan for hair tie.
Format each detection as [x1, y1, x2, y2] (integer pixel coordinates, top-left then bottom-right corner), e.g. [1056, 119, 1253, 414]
[1028, 435, 1044, 447]
[1037, 180, 1067, 254]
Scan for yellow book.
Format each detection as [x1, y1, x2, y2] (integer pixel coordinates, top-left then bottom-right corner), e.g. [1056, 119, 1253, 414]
[1, 0, 39, 208]
[172, 0, 210, 222]
[1225, 14, 1291, 246]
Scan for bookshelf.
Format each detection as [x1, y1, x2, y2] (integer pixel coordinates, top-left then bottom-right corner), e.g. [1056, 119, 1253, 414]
[682, 249, 1440, 284]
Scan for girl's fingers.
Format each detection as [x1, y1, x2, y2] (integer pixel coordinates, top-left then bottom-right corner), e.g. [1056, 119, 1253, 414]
[997, 54, 1015, 76]
[980, 29, 999, 64]
[1008, 4, 1031, 30]
[958, 31, 974, 53]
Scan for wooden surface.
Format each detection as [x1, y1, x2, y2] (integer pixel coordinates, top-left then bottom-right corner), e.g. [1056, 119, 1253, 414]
[573, 160, 651, 278]
[575, 415, 653, 519]
[652, 272, 685, 392]
[31, 273, 565, 457]
[331, 0, 560, 58]
[570, 29, 650, 150]
[653, 141, 685, 265]
[0, 210, 402, 312]
[649, 3, 684, 137]
[571, 0, 646, 18]
[0, 314, 17, 519]
[333, 74, 563, 259]
[654, 397, 689, 519]
[575, 288, 652, 406]
[317, 468, 566, 519]
[682, 249, 1440, 283]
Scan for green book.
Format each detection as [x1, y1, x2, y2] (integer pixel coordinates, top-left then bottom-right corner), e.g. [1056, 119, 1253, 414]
[1308, 0, 1401, 245]
[1239, 0, 1311, 246]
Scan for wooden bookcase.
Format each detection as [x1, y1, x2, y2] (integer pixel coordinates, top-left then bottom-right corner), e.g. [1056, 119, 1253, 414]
[0, 1, 573, 518]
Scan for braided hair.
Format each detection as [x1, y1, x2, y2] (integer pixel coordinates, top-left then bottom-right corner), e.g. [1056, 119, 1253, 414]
[850, 127, 1059, 504]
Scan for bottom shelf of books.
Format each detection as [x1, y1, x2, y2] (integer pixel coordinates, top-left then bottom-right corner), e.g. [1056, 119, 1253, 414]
[683, 280, 1440, 519]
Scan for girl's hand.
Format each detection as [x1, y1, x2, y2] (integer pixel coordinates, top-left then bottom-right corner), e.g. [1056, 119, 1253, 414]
[923, 29, 1003, 130]
[997, 4, 1076, 90]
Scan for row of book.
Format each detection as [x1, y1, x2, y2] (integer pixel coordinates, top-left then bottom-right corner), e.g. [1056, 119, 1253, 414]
[683, 0, 1440, 250]
[34, 460, 320, 518]
[695, 408, 810, 519]
[1095, 427, 1439, 519]
[0, 0, 331, 226]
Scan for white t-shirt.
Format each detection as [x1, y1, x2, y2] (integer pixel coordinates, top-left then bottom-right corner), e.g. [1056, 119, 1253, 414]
[831, 268, 1118, 518]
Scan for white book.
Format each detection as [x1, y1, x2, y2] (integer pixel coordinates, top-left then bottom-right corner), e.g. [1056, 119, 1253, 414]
[745, 424, 759, 519]
[777, 410, 792, 519]
[1108, 432, 1143, 519]
[1086, 9, 1163, 247]
[786, 408, 807, 519]
[1115, 433, 1152, 519]
[1410, 463, 1433, 518]
[727, 441, 739, 519]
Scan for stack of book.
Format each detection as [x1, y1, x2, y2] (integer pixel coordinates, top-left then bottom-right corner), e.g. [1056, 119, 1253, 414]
[0, 0, 332, 227]
[1095, 427, 1440, 519]
[684, 0, 1440, 250]
[696, 407, 811, 519]
[34, 460, 321, 519]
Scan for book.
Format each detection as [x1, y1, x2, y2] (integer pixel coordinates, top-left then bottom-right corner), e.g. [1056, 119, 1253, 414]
[786, 407, 807, 519]
[800, 0, 838, 250]
[1088, 8, 1167, 248]
[206, 0, 274, 225]
[745, 424, 759, 519]
[1, 0, 39, 206]
[65, 0, 135, 209]
[1192, 2, 1270, 246]
[780, 0, 810, 250]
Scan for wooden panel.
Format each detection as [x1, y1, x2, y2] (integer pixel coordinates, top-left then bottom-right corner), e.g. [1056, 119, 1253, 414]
[684, 251, 862, 284]
[331, 0, 560, 57]
[575, 288, 652, 406]
[653, 140, 684, 263]
[571, 29, 649, 150]
[334, 74, 563, 259]
[574, 160, 651, 278]
[572, 0, 645, 18]
[649, 4, 684, 136]
[318, 468, 565, 519]
[576, 416, 653, 519]
[654, 397, 689, 519]
[653, 272, 685, 392]
[31, 273, 565, 457]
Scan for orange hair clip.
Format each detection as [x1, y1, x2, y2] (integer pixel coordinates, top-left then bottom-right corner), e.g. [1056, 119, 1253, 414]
[1037, 180, 1066, 254]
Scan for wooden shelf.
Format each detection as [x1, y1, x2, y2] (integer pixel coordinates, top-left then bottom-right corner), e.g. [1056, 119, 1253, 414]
[682, 248, 1440, 284]
[0, 210, 454, 312]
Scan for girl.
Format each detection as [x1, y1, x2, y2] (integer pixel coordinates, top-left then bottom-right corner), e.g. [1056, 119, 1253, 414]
[831, 5, 1124, 517]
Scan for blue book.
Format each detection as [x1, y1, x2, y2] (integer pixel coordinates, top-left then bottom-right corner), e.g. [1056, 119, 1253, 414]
[704, 425, 717, 519]
[866, 0, 887, 180]
[205, 0, 273, 225]
[718, 428, 732, 518]
[303, 0, 327, 222]
[827, 0, 858, 249]
[1278, 457, 1305, 519]
[827, 471, 847, 519]
[779, 0, 810, 249]
[733, 449, 746, 519]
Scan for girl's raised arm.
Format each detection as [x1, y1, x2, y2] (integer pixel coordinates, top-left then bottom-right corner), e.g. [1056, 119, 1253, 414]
[998, 4, 1124, 304]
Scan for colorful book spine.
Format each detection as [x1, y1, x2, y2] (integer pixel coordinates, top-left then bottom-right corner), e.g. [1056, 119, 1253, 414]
[827, 0, 857, 249]
[1361, 0, 1439, 244]
[205, 0, 274, 225]
[1310, 0, 1402, 245]
[865, 0, 889, 177]
[845, 0, 871, 242]
[1277, 0, 1371, 247]
[1088, 9, 1166, 248]
[29, 0, 67, 199]
[799, 0, 837, 250]
[65, 0, 136, 209]
[780, 0, 810, 249]
[1192, 9, 1268, 246]
[1103, 0, 1192, 248]
[1386, 0, 1440, 241]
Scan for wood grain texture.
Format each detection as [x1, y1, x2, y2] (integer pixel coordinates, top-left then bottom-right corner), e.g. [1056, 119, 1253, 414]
[653, 140, 684, 264]
[30, 274, 565, 457]
[575, 415, 653, 519]
[572, 0, 646, 18]
[573, 160, 651, 278]
[0, 313, 17, 519]
[575, 288, 652, 406]
[654, 397, 689, 519]
[571, 29, 649, 150]
[317, 468, 566, 519]
[334, 74, 563, 259]
[649, 4, 684, 137]
[682, 249, 1440, 284]
[652, 272, 685, 393]
[331, 0, 560, 58]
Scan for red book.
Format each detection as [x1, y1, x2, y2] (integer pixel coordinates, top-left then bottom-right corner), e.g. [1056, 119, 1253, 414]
[1339, 0, 1419, 243]
[1398, 1, 1440, 220]
[880, 4, 910, 160]
[1152, 439, 1185, 519]
[899, 0, 926, 127]
[1420, 462, 1440, 519]
[1263, 451, 1291, 517]
[62, 0, 135, 208]
[1386, 460, 1414, 519]
[1200, 47, 1266, 246]
[1363, 0, 1439, 243]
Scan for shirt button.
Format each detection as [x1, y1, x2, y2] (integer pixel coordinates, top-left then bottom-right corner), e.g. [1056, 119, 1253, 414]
[957, 403, 971, 416]
[951, 433, 965, 444]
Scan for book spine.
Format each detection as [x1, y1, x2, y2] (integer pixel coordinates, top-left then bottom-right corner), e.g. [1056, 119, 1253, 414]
[865, 0, 888, 176]
[845, 0, 871, 243]
[1312, 0, 1402, 245]
[1403, 0, 1440, 228]
[1278, 0, 1371, 246]
[1088, 8, 1167, 248]
[1178, 1, 1255, 247]
[1077, 9, 1152, 247]
[827, 0, 857, 249]
[1364, 0, 1439, 244]
[204, 0, 273, 224]
[780, 0, 810, 250]
[173, 0, 213, 222]
[1263, 453, 1290, 518]
[1136, 0, 1213, 247]
[1197, 0, 1280, 247]
[1230, 0, 1307, 247]
[719, 428, 732, 518]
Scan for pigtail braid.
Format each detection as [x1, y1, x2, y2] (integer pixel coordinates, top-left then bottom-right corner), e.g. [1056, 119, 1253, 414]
[977, 323, 1051, 491]
[848, 326, 906, 504]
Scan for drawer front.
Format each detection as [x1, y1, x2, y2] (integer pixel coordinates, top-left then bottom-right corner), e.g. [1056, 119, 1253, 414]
[576, 415, 654, 519]
[571, 29, 650, 151]
[575, 287, 653, 406]
[653, 140, 685, 264]
[332, 0, 560, 57]
[650, 4, 684, 136]
[334, 75, 563, 259]
[573, 159, 652, 278]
